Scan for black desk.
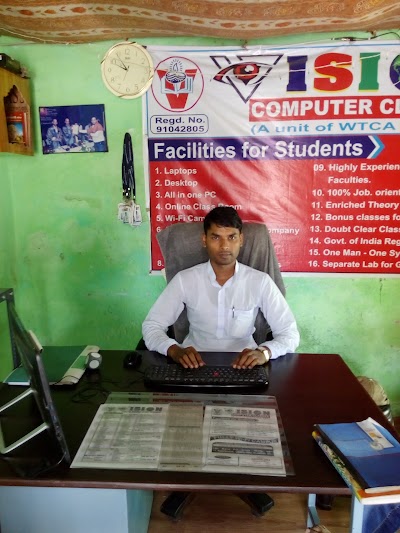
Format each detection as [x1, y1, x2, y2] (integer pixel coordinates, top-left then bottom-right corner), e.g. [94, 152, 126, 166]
[0, 351, 396, 533]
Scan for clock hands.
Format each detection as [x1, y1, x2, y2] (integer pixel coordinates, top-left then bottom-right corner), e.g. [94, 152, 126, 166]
[123, 60, 152, 71]
[112, 61, 128, 72]
[113, 54, 128, 71]
[102, 42, 153, 98]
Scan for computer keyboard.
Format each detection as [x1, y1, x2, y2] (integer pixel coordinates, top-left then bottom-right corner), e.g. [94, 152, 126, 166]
[144, 364, 269, 388]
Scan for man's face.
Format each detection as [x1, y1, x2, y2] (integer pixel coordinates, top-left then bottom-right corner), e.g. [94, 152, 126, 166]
[52, 119, 57, 126]
[202, 223, 243, 267]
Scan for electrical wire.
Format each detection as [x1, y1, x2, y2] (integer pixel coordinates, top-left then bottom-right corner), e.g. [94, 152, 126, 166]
[332, 30, 400, 42]
[2, 28, 400, 49]
[70, 370, 145, 405]
[1, 447, 68, 479]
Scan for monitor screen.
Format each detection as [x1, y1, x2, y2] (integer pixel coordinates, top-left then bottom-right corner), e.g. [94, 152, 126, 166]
[0, 302, 71, 472]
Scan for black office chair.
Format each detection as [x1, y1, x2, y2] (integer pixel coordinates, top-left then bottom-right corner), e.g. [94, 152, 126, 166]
[156, 221, 285, 346]
[145, 221, 286, 520]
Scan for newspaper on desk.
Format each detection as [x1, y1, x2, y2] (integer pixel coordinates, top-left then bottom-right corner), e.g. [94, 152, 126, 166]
[71, 404, 169, 469]
[202, 405, 285, 475]
[71, 402, 286, 476]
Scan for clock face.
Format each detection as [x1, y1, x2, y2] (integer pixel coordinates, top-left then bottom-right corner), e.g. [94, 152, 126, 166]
[101, 42, 154, 99]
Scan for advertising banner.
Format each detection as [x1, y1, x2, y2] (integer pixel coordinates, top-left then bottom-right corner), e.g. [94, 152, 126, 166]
[145, 43, 400, 274]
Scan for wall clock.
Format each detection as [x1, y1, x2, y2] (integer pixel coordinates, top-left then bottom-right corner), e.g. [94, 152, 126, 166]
[101, 42, 154, 99]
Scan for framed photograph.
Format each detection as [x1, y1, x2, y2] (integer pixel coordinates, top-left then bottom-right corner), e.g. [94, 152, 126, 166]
[39, 104, 108, 154]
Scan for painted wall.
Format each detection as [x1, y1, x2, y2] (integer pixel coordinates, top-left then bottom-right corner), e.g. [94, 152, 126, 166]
[0, 159, 13, 284]
[0, 159, 14, 377]
[0, 33, 399, 415]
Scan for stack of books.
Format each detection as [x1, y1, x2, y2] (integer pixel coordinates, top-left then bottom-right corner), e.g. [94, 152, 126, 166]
[313, 418, 400, 505]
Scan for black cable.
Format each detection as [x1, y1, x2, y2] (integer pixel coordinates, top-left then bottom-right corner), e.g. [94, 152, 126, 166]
[332, 31, 400, 42]
[122, 132, 135, 200]
[1, 448, 68, 479]
[371, 31, 400, 40]
[70, 371, 145, 405]
[70, 386, 108, 405]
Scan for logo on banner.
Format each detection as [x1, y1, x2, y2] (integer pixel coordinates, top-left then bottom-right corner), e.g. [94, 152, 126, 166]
[212, 54, 283, 103]
[389, 54, 400, 87]
[152, 57, 204, 112]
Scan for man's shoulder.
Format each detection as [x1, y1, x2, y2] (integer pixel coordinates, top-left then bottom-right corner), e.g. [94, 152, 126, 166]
[170, 262, 207, 283]
[179, 262, 208, 276]
[238, 261, 267, 275]
[238, 262, 272, 281]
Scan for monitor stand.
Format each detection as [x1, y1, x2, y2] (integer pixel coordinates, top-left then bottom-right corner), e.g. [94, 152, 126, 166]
[0, 387, 49, 454]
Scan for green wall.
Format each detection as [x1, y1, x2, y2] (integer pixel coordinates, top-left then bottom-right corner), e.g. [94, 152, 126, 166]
[0, 159, 14, 377]
[0, 159, 13, 284]
[0, 33, 399, 415]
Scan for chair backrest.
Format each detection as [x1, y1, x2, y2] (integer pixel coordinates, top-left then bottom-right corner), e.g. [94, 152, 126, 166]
[157, 222, 285, 345]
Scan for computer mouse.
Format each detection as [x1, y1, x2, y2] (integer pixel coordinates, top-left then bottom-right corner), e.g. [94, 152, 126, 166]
[123, 351, 142, 369]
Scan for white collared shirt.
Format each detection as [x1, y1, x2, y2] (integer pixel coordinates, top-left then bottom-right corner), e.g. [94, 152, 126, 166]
[142, 261, 300, 359]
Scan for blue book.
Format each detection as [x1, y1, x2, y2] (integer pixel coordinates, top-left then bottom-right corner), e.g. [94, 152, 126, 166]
[315, 418, 400, 492]
[313, 430, 400, 504]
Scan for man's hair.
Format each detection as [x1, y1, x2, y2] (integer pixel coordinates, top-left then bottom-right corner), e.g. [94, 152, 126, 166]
[203, 206, 243, 234]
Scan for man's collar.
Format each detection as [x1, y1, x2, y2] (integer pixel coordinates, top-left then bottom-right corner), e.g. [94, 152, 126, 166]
[206, 260, 240, 281]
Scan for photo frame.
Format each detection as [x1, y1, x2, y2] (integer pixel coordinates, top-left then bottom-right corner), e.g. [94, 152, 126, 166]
[39, 104, 108, 154]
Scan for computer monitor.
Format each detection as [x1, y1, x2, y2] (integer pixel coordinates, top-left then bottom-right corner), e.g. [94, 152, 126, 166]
[0, 302, 71, 470]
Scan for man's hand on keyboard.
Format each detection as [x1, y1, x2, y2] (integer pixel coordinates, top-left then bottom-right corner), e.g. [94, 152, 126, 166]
[167, 344, 205, 369]
[232, 349, 266, 369]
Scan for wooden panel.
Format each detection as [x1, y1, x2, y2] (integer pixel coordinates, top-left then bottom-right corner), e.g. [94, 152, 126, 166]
[0, 67, 33, 155]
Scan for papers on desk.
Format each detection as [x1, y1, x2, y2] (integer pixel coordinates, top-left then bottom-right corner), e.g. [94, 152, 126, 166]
[159, 405, 204, 470]
[202, 406, 285, 474]
[71, 402, 286, 476]
[72, 404, 169, 469]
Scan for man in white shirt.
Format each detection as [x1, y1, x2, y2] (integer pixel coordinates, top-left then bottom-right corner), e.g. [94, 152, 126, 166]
[143, 206, 300, 519]
[87, 116, 106, 152]
[143, 206, 300, 368]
